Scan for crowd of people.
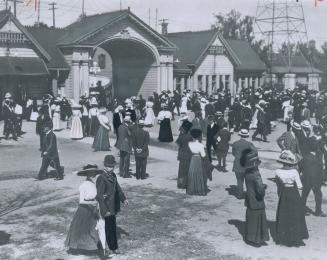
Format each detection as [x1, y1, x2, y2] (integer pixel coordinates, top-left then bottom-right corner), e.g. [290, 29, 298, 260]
[2, 82, 327, 258]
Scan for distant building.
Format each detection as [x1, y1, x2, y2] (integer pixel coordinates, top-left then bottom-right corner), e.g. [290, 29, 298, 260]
[166, 29, 266, 96]
[265, 54, 322, 91]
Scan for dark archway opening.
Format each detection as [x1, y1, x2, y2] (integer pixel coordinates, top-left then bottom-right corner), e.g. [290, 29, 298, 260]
[101, 39, 156, 100]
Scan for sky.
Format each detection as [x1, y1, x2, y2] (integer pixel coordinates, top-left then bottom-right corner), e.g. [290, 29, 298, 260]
[3, 0, 327, 46]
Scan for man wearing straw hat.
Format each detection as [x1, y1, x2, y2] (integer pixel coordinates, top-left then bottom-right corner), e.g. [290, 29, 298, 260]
[232, 129, 257, 199]
[96, 155, 129, 256]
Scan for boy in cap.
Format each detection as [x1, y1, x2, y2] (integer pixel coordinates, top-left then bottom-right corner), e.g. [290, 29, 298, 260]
[96, 155, 129, 256]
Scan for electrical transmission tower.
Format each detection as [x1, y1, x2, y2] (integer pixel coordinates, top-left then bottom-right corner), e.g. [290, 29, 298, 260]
[255, 0, 313, 87]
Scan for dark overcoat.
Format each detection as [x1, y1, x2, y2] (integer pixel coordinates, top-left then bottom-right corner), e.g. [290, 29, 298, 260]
[132, 127, 150, 158]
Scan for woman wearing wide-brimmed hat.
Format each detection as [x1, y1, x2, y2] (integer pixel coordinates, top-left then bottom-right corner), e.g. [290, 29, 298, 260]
[275, 150, 308, 247]
[70, 103, 83, 140]
[92, 107, 111, 151]
[241, 148, 269, 246]
[65, 164, 103, 255]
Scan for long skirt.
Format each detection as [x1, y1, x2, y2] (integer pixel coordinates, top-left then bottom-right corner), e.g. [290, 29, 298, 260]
[53, 113, 61, 131]
[92, 126, 110, 151]
[245, 208, 269, 244]
[70, 116, 83, 139]
[187, 155, 207, 196]
[276, 186, 309, 246]
[177, 159, 191, 189]
[89, 116, 99, 137]
[144, 108, 155, 126]
[158, 118, 173, 142]
[65, 204, 99, 251]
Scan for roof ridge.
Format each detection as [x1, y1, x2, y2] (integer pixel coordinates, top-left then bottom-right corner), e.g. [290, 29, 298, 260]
[167, 29, 216, 35]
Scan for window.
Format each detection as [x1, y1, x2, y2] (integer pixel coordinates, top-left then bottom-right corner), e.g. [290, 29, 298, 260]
[225, 75, 230, 91]
[208, 46, 225, 55]
[98, 54, 106, 69]
[212, 75, 217, 92]
[198, 75, 203, 90]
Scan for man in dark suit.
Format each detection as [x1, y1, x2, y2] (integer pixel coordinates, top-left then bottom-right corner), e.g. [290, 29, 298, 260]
[132, 120, 150, 180]
[232, 129, 256, 199]
[115, 115, 132, 178]
[301, 138, 326, 217]
[215, 122, 231, 172]
[113, 105, 125, 140]
[36, 108, 53, 151]
[38, 125, 63, 180]
[96, 155, 128, 257]
[206, 115, 220, 162]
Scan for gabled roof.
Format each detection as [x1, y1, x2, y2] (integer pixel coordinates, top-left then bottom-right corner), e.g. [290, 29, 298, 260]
[225, 39, 266, 72]
[166, 29, 266, 73]
[0, 10, 51, 61]
[166, 30, 217, 72]
[58, 9, 176, 50]
[271, 54, 322, 74]
[25, 26, 70, 70]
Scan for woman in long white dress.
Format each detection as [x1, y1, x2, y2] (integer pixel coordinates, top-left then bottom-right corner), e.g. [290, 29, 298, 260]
[144, 101, 155, 127]
[70, 104, 83, 139]
[180, 96, 188, 114]
[53, 105, 61, 131]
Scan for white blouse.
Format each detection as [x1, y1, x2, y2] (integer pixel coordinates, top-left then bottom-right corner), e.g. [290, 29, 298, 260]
[158, 110, 172, 121]
[275, 169, 303, 189]
[72, 110, 82, 117]
[79, 180, 97, 204]
[188, 141, 206, 157]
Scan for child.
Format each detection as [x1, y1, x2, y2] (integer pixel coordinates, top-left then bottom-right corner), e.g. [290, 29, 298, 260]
[215, 122, 231, 172]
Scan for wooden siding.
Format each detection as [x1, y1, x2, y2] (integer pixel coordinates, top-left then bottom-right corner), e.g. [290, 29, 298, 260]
[138, 62, 158, 97]
[0, 47, 38, 57]
[63, 53, 74, 98]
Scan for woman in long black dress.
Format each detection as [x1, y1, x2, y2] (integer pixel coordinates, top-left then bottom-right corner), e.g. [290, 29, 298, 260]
[158, 105, 173, 142]
[241, 148, 269, 246]
[275, 150, 308, 246]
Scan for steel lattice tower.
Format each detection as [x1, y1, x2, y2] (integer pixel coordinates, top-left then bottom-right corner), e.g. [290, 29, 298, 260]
[255, 0, 313, 84]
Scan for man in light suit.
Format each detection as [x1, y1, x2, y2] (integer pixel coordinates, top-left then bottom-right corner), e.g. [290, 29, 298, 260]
[132, 120, 150, 180]
[115, 115, 132, 178]
[38, 125, 64, 180]
[232, 129, 256, 199]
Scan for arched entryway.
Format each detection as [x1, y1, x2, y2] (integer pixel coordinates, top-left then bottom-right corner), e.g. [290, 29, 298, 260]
[95, 37, 159, 100]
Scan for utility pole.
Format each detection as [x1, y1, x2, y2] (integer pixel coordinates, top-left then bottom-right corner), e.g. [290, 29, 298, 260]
[6, 0, 23, 17]
[37, 0, 41, 25]
[82, 0, 85, 17]
[48, 2, 57, 28]
[148, 8, 151, 27]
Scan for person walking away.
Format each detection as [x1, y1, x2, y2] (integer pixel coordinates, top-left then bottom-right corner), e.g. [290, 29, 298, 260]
[89, 98, 99, 137]
[132, 120, 150, 180]
[176, 120, 193, 189]
[232, 129, 257, 199]
[252, 100, 268, 142]
[301, 102, 311, 123]
[215, 122, 231, 172]
[144, 101, 155, 127]
[38, 125, 64, 180]
[96, 155, 129, 257]
[275, 150, 309, 246]
[115, 115, 133, 178]
[241, 148, 269, 247]
[187, 129, 213, 196]
[2, 97, 17, 140]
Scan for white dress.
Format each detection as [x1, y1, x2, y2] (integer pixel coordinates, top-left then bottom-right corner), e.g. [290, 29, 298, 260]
[144, 101, 155, 126]
[70, 110, 83, 139]
[180, 96, 188, 114]
[53, 106, 61, 131]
